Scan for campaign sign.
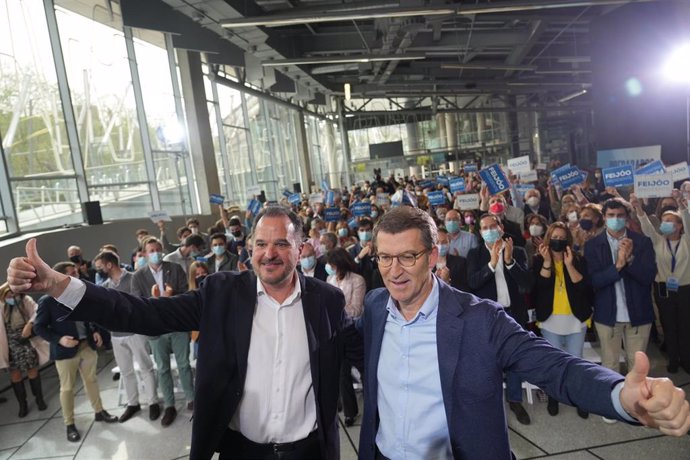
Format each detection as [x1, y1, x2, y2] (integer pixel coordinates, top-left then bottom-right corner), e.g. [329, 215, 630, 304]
[209, 194, 225, 205]
[549, 163, 571, 185]
[455, 193, 479, 210]
[347, 217, 358, 229]
[449, 178, 466, 194]
[479, 164, 511, 195]
[288, 193, 301, 206]
[376, 192, 390, 206]
[507, 155, 531, 174]
[597, 145, 661, 169]
[463, 163, 478, 172]
[321, 179, 330, 191]
[247, 199, 261, 215]
[325, 190, 335, 206]
[603, 165, 635, 188]
[246, 185, 261, 197]
[418, 180, 434, 190]
[556, 166, 586, 189]
[282, 189, 292, 198]
[427, 190, 445, 206]
[634, 172, 674, 199]
[635, 160, 666, 176]
[436, 175, 450, 186]
[519, 169, 538, 183]
[324, 207, 341, 222]
[352, 202, 372, 217]
[148, 210, 171, 223]
[536, 163, 547, 170]
[515, 184, 535, 196]
[667, 162, 690, 182]
[308, 192, 323, 205]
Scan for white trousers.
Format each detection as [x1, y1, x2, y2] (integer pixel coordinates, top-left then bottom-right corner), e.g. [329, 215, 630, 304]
[111, 334, 158, 406]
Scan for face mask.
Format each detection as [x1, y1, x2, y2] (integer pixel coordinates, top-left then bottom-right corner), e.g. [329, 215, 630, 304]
[371, 211, 379, 218]
[69, 255, 83, 264]
[337, 228, 348, 237]
[567, 211, 579, 223]
[148, 252, 163, 265]
[464, 216, 475, 225]
[579, 219, 594, 231]
[528, 225, 544, 237]
[231, 230, 243, 238]
[481, 228, 502, 245]
[319, 244, 328, 254]
[5, 297, 16, 306]
[358, 231, 372, 242]
[659, 221, 676, 235]
[190, 250, 200, 258]
[549, 239, 568, 252]
[595, 173, 602, 179]
[606, 217, 626, 232]
[438, 244, 449, 257]
[212, 246, 225, 257]
[526, 197, 540, 208]
[195, 275, 207, 285]
[190, 227, 199, 235]
[319, 229, 327, 236]
[489, 202, 505, 215]
[445, 220, 460, 234]
[96, 269, 107, 279]
[325, 263, 336, 276]
[136, 257, 147, 269]
[301, 256, 316, 270]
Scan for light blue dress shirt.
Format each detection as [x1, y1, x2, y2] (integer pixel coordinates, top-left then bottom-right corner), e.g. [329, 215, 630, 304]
[376, 278, 453, 459]
[448, 230, 478, 258]
[606, 231, 631, 322]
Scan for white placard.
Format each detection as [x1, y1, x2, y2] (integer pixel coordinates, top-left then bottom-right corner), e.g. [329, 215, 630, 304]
[308, 192, 324, 205]
[536, 162, 547, 170]
[454, 193, 479, 210]
[246, 185, 262, 197]
[634, 173, 674, 199]
[519, 169, 538, 183]
[667, 162, 690, 182]
[148, 210, 171, 223]
[507, 155, 531, 174]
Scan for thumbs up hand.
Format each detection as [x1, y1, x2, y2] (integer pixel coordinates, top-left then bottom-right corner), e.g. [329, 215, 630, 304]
[620, 352, 690, 436]
[7, 238, 70, 297]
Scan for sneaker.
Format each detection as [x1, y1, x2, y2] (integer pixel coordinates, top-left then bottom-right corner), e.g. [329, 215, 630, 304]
[602, 416, 617, 424]
[66, 424, 81, 442]
[509, 402, 531, 425]
[118, 405, 141, 423]
[161, 406, 177, 427]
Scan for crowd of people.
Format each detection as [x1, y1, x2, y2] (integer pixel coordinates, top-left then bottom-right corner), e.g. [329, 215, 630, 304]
[2, 159, 690, 458]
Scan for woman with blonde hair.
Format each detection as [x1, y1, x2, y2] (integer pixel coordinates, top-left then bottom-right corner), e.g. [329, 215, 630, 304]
[1, 282, 50, 417]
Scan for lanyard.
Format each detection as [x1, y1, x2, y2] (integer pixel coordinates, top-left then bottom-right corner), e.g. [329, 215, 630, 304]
[666, 239, 680, 273]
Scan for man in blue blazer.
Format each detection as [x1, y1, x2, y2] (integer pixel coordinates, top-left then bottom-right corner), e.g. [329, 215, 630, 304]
[8, 206, 358, 460]
[584, 198, 656, 378]
[356, 206, 689, 460]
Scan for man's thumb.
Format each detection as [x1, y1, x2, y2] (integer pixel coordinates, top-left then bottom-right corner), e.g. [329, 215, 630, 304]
[26, 238, 44, 267]
[627, 351, 650, 385]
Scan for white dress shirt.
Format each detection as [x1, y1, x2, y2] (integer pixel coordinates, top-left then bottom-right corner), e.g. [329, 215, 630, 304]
[486, 245, 514, 308]
[228, 277, 317, 443]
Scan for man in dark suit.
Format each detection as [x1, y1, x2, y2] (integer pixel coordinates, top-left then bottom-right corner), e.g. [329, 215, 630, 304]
[297, 242, 327, 281]
[355, 206, 689, 460]
[132, 236, 192, 427]
[434, 228, 469, 292]
[8, 206, 356, 460]
[207, 233, 239, 273]
[33, 262, 117, 442]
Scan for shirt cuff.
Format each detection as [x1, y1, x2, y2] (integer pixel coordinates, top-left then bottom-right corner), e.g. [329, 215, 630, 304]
[487, 262, 496, 273]
[505, 260, 516, 269]
[54, 277, 87, 309]
[611, 381, 638, 423]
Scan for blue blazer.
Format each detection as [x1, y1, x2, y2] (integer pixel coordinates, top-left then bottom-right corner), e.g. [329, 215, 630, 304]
[357, 280, 625, 460]
[583, 230, 656, 327]
[60, 271, 352, 460]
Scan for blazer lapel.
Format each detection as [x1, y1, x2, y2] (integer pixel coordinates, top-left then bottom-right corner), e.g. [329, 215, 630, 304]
[234, 272, 257, 383]
[299, 274, 322, 397]
[367, 294, 389, 400]
[436, 281, 464, 423]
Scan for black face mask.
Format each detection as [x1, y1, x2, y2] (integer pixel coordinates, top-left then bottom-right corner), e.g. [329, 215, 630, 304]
[231, 230, 243, 238]
[549, 239, 568, 252]
[69, 255, 83, 264]
[195, 275, 207, 286]
[579, 219, 594, 231]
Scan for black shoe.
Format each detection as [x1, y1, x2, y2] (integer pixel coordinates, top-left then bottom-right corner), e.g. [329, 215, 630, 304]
[577, 408, 589, 419]
[66, 424, 81, 442]
[161, 406, 177, 427]
[118, 404, 141, 423]
[29, 376, 47, 411]
[509, 402, 531, 425]
[149, 403, 161, 421]
[667, 363, 679, 374]
[345, 416, 356, 427]
[12, 382, 28, 418]
[112, 372, 120, 381]
[95, 410, 118, 423]
[186, 401, 194, 411]
[547, 397, 559, 416]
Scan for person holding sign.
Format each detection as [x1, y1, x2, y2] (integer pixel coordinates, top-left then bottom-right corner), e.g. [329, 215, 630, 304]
[631, 193, 690, 374]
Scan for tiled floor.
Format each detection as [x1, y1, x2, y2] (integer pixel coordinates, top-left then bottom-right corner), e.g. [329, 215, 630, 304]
[1, 343, 688, 460]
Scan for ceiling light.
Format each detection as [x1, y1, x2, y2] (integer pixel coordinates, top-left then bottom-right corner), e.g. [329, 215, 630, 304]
[558, 89, 588, 103]
[262, 54, 426, 67]
[344, 83, 351, 101]
[441, 64, 536, 71]
[663, 43, 690, 84]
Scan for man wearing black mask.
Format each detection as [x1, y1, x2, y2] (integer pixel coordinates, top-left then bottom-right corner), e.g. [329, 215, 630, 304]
[67, 246, 95, 283]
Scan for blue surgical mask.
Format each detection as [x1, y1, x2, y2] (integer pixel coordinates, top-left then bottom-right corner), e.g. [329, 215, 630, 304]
[371, 211, 379, 218]
[358, 231, 372, 242]
[319, 244, 328, 254]
[438, 244, 449, 257]
[5, 297, 16, 306]
[481, 229, 502, 244]
[659, 221, 676, 235]
[301, 256, 316, 270]
[337, 228, 348, 237]
[605, 217, 626, 232]
[445, 220, 460, 234]
[136, 257, 147, 269]
[325, 263, 336, 276]
[148, 252, 163, 265]
[212, 246, 225, 257]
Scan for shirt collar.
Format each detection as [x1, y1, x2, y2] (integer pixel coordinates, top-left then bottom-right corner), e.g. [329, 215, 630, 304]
[256, 274, 302, 306]
[385, 276, 439, 323]
[606, 229, 627, 243]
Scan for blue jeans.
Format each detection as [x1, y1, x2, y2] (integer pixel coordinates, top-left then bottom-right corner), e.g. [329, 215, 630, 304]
[540, 327, 587, 358]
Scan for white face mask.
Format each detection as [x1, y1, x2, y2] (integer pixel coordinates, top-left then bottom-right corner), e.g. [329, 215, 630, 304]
[567, 211, 579, 223]
[526, 197, 540, 208]
[528, 224, 544, 237]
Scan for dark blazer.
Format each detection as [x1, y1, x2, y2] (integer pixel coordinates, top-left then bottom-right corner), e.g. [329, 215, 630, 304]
[34, 295, 104, 361]
[297, 260, 328, 282]
[533, 255, 593, 322]
[583, 230, 656, 327]
[433, 255, 469, 292]
[502, 220, 526, 247]
[61, 271, 351, 460]
[207, 251, 239, 274]
[131, 261, 188, 298]
[357, 280, 625, 460]
[524, 201, 555, 223]
[466, 244, 533, 325]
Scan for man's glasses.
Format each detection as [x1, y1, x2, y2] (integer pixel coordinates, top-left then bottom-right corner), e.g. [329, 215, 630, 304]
[375, 250, 428, 268]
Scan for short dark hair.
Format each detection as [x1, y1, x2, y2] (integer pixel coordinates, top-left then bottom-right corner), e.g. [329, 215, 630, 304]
[602, 197, 632, 217]
[100, 244, 119, 254]
[184, 234, 206, 248]
[94, 251, 120, 266]
[135, 229, 149, 237]
[186, 218, 200, 226]
[253, 205, 304, 242]
[176, 226, 191, 238]
[321, 232, 338, 248]
[210, 233, 227, 244]
[228, 217, 242, 227]
[358, 217, 373, 230]
[373, 206, 437, 251]
[325, 247, 358, 276]
[53, 261, 76, 274]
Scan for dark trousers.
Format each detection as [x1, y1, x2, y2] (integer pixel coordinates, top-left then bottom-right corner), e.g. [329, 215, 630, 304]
[219, 429, 321, 460]
[654, 283, 690, 369]
[339, 359, 358, 418]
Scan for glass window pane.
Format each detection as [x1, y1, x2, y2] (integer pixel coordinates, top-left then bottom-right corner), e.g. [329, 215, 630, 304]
[12, 178, 82, 230]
